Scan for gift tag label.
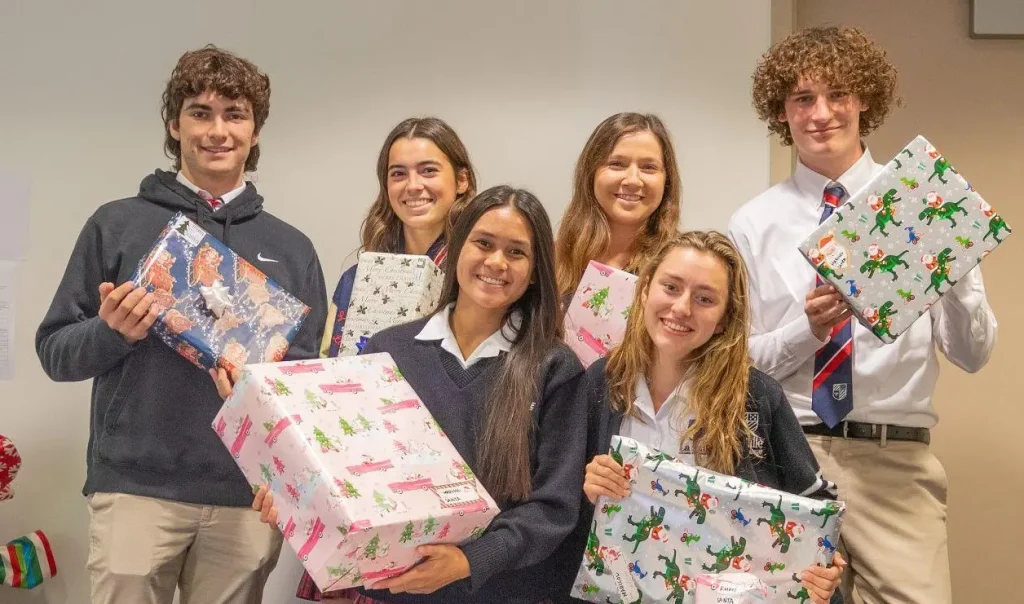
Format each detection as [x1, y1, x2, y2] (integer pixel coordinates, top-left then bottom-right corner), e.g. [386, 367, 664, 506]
[172, 216, 206, 247]
[822, 240, 849, 270]
[606, 547, 640, 602]
[432, 482, 483, 507]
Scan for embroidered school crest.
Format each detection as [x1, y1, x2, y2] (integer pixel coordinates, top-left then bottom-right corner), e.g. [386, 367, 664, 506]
[832, 383, 849, 401]
[745, 412, 764, 457]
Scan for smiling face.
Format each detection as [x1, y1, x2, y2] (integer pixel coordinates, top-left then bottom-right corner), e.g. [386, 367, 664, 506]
[455, 206, 535, 314]
[169, 90, 257, 189]
[780, 76, 868, 175]
[385, 136, 468, 234]
[593, 130, 667, 230]
[642, 247, 730, 365]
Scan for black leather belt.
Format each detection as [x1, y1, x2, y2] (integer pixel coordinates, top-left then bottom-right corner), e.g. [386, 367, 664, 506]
[803, 421, 930, 444]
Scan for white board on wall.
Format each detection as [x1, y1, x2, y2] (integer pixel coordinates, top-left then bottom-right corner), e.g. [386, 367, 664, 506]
[971, 0, 1024, 38]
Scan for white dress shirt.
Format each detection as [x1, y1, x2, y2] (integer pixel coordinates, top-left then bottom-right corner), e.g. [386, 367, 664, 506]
[414, 303, 521, 369]
[619, 375, 696, 464]
[176, 172, 247, 207]
[727, 148, 997, 428]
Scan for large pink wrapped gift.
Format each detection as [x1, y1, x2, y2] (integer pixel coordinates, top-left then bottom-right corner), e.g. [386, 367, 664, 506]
[212, 353, 499, 592]
[563, 261, 638, 367]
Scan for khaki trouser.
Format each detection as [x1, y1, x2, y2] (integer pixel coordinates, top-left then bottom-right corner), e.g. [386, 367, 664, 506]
[807, 435, 951, 604]
[87, 492, 283, 604]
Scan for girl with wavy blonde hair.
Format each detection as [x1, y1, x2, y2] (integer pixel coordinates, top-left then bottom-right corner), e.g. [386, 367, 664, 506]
[575, 231, 845, 604]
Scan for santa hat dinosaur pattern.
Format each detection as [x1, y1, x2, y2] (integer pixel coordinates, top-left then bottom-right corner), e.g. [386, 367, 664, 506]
[0, 433, 58, 589]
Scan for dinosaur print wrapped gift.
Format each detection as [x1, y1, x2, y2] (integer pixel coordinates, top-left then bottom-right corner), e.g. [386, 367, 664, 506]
[131, 212, 310, 372]
[571, 436, 844, 603]
[212, 353, 499, 593]
[339, 253, 444, 356]
[798, 135, 1012, 344]
[564, 261, 638, 367]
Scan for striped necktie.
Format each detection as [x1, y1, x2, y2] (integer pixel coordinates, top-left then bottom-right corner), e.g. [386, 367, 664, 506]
[811, 182, 854, 427]
[198, 190, 223, 211]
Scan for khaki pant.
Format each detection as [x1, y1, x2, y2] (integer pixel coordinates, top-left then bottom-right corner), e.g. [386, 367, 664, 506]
[807, 435, 951, 604]
[87, 492, 283, 604]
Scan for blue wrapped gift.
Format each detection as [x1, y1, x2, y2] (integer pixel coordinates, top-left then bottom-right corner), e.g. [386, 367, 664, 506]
[131, 212, 310, 373]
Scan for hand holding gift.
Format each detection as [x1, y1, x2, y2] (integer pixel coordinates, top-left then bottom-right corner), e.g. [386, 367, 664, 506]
[370, 544, 470, 595]
[804, 284, 852, 342]
[583, 454, 631, 504]
[98, 281, 160, 344]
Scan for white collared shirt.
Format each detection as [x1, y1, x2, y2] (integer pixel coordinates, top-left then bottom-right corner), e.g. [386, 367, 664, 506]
[727, 148, 997, 428]
[176, 172, 247, 208]
[619, 375, 696, 463]
[414, 303, 521, 369]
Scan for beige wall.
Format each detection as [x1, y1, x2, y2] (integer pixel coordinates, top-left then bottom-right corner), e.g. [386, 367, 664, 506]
[794, 1, 1023, 601]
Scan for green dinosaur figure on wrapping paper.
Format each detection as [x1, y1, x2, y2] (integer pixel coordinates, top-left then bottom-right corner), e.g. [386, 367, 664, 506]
[900, 176, 919, 190]
[841, 229, 860, 242]
[810, 501, 842, 528]
[702, 536, 747, 572]
[897, 288, 915, 303]
[623, 505, 667, 553]
[866, 301, 898, 340]
[764, 561, 787, 574]
[673, 470, 714, 524]
[787, 573, 811, 603]
[868, 189, 902, 237]
[928, 156, 958, 184]
[919, 196, 968, 227]
[578, 583, 600, 597]
[860, 250, 909, 281]
[601, 503, 622, 518]
[680, 530, 701, 546]
[645, 450, 673, 472]
[924, 248, 958, 295]
[757, 495, 798, 554]
[585, 520, 607, 576]
[984, 215, 1012, 244]
[653, 549, 693, 604]
[610, 440, 624, 467]
[955, 235, 974, 249]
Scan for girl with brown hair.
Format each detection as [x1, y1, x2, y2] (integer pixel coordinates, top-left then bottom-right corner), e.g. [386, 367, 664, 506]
[555, 112, 681, 300]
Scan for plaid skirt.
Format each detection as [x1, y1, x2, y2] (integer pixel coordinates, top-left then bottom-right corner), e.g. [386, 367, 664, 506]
[295, 570, 553, 603]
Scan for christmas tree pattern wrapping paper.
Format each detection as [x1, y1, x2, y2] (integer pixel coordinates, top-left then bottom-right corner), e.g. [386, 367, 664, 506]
[564, 261, 638, 368]
[572, 436, 844, 604]
[339, 253, 444, 357]
[130, 212, 310, 372]
[212, 353, 499, 593]
[798, 135, 1012, 344]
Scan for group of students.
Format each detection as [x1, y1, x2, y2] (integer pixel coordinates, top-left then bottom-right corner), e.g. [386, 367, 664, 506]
[34, 23, 996, 604]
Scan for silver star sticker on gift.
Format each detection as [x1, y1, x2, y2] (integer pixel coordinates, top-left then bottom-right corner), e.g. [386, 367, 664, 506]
[199, 281, 235, 318]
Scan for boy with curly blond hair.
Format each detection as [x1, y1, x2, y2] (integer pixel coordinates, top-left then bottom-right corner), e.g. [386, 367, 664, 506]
[36, 45, 327, 603]
[728, 25, 997, 604]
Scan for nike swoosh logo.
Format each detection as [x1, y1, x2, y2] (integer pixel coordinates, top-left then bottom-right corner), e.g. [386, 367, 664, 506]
[257, 253, 279, 263]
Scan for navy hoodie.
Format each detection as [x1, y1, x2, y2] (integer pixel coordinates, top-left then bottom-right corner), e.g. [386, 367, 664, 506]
[36, 170, 328, 507]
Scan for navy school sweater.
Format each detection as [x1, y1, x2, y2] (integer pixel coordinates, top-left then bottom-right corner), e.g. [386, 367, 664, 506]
[357, 318, 586, 604]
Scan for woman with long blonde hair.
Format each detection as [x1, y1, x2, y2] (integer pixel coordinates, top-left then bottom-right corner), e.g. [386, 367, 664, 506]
[555, 112, 681, 300]
[576, 231, 845, 604]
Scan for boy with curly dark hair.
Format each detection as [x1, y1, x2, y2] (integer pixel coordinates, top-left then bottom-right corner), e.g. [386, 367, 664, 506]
[728, 25, 996, 604]
[36, 45, 327, 603]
